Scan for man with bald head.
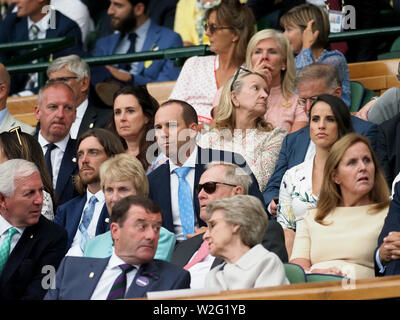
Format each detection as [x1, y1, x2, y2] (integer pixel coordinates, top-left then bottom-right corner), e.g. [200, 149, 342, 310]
[0, 63, 35, 134]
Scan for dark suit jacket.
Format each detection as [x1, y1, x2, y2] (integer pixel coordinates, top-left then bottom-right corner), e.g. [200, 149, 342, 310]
[263, 115, 378, 206]
[147, 146, 265, 233]
[375, 181, 400, 276]
[90, 20, 183, 86]
[44, 256, 191, 299]
[376, 113, 400, 188]
[0, 10, 83, 94]
[148, 0, 177, 29]
[0, 216, 68, 300]
[77, 101, 113, 138]
[54, 194, 110, 249]
[171, 219, 288, 269]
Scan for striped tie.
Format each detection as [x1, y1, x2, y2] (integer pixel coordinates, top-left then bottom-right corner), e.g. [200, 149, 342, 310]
[106, 264, 135, 300]
[0, 227, 18, 275]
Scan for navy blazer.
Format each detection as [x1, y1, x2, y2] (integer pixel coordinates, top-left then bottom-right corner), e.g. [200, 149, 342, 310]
[375, 181, 400, 276]
[54, 194, 110, 249]
[263, 115, 378, 206]
[77, 102, 113, 138]
[376, 112, 400, 188]
[44, 256, 191, 299]
[0, 10, 83, 94]
[148, 146, 265, 234]
[171, 219, 288, 269]
[90, 20, 183, 86]
[0, 216, 67, 300]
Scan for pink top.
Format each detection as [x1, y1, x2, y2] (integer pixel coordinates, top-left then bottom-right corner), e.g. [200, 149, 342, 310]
[169, 55, 219, 124]
[264, 86, 308, 132]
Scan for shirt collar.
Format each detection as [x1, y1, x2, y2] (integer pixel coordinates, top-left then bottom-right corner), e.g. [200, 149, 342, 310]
[109, 248, 140, 270]
[0, 214, 25, 236]
[27, 12, 51, 33]
[134, 18, 151, 39]
[38, 131, 70, 153]
[86, 189, 105, 204]
[169, 144, 198, 173]
[76, 99, 89, 120]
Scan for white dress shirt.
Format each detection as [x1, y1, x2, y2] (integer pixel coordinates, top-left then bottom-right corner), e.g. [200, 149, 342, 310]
[69, 99, 88, 139]
[0, 215, 25, 254]
[169, 147, 198, 241]
[187, 251, 215, 289]
[90, 249, 139, 300]
[38, 132, 70, 189]
[66, 189, 106, 257]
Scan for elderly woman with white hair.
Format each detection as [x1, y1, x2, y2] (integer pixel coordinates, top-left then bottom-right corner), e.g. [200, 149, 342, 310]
[203, 195, 289, 290]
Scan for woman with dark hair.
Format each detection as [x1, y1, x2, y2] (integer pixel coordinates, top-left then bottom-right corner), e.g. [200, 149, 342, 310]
[277, 94, 354, 256]
[0, 129, 55, 220]
[169, 0, 256, 124]
[290, 133, 390, 279]
[109, 85, 160, 172]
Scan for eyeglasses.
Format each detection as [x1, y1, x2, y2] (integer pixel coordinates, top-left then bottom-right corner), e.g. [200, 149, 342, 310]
[48, 76, 78, 83]
[196, 181, 237, 194]
[230, 66, 264, 92]
[9, 126, 22, 145]
[298, 96, 318, 107]
[204, 23, 233, 34]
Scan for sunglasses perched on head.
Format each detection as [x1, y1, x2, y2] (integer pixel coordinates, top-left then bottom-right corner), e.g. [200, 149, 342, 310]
[196, 181, 237, 194]
[230, 66, 264, 92]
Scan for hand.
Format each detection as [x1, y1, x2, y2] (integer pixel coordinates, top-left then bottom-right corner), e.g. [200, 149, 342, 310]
[186, 226, 208, 239]
[302, 20, 319, 50]
[379, 231, 400, 265]
[354, 99, 375, 121]
[311, 267, 344, 276]
[269, 199, 278, 217]
[105, 65, 132, 83]
[252, 58, 273, 87]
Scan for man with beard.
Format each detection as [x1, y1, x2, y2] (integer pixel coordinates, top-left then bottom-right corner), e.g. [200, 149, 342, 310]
[53, 128, 125, 256]
[90, 0, 183, 99]
[34, 81, 79, 206]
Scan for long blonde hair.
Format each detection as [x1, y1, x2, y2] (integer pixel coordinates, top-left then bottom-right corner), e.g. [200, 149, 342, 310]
[315, 133, 390, 225]
[245, 29, 296, 100]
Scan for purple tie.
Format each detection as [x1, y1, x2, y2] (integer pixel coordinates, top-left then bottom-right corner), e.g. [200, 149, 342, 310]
[106, 264, 135, 300]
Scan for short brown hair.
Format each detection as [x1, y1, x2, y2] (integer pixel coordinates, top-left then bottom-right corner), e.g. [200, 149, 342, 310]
[160, 99, 198, 126]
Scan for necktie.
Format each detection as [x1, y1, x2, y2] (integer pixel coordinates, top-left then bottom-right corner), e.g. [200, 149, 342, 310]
[0, 227, 18, 275]
[106, 264, 135, 300]
[184, 240, 209, 270]
[44, 143, 56, 182]
[78, 195, 98, 252]
[119, 33, 137, 71]
[174, 167, 195, 239]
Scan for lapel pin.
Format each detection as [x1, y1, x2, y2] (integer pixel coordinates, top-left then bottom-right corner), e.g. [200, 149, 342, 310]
[89, 123, 94, 129]
[136, 276, 150, 287]
[105, 218, 110, 223]
[72, 157, 77, 163]
[89, 272, 94, 278]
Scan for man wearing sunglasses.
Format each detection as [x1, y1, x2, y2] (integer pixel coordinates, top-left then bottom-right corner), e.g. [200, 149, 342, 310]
[148, 99, 264, 242]
[170, 162, 287, 289]
[0, 63, 35, 134]
[264, 63, 377, 216]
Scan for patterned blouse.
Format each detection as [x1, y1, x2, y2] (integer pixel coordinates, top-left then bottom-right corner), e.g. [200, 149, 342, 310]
[197, 126, 287, 192]
[295, 48, 351, 107]
[277, 158, 318, 230]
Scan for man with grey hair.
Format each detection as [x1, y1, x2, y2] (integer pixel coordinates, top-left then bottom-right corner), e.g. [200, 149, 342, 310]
[34, 81, 79, 205]
[170, 162, 287, 289]
[0, 159, 67, 300]
[47, 55, 112, 139]
[0, 63, 35, 134]
[264, 62, 378, 216]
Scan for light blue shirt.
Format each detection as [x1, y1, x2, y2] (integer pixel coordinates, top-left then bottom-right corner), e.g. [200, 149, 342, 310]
[0, 108, 8, 127]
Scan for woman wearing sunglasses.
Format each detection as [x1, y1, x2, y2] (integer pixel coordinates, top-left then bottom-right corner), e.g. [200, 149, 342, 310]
[245, 29, 308, 133]
[198, 68, 287, 192]
[169, 0, 256, 124]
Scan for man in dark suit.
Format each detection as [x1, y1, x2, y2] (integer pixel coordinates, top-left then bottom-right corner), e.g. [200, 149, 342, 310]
[54, 128, 124, 255]
[148, 99, 264, 242]
[90, 0, 182, 90]
[47, 55, 113, 140]
[376, 112, 400, 189]
[0, 0, 83, 95]
[34, 81, 79, 206]
[0, 159, 67, 300]
[171, 162, 287, 288]
[45, 195, 190, 300]
[264, 63, 378, 215]
[375, 181, 400, 276]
